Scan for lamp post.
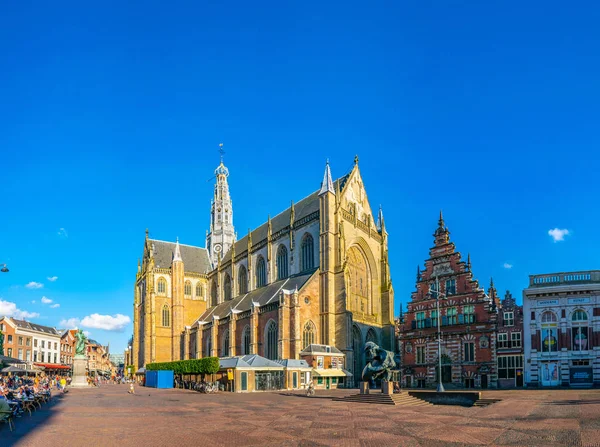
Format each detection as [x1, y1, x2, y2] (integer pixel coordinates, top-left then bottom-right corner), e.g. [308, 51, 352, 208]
[1, 264, 9, 273]
[429, 276, 446, 392]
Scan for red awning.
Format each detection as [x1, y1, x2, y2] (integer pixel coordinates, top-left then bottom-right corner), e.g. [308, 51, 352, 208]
[34, 363, 71, 370]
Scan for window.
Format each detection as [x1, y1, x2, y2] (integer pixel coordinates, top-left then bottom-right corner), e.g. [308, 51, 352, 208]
[222, 330, 230, 356]
[7, 335, 12, 344]
[445, 279, 456, 295]
[447, 307, 457, 325]
[26, 351, 31, 361]
[34, 339, 37, 348]
[429, 282, 439, 299]
[196, 283, 203, 299]
[464, 342, 475, 362]
[18, 336, 23, 345]
[41, 352, 44, 362]
[276, 245, 288, 280]
[463, 305, 475, 324]
[157, 277, 167, 295]
[301, 234, 315, 272]
[416, 346, 426, 364]
[431, 309, 438, 323]
[162, 305, 170, 327]
[497, 355, 523, 379]
[204, 334, 212, 357]
[54, 353, 57, 363]
[238, 265, 248, 295]
[18, 349, 23, 360]
[184, 281, 192, 297]
[41, 340, 45, 348]
[541, 311, 558, 352]
[504, 311, 514, 326]
[211, 280, 218, 306]
[265, 320, 278, 360]
[54, 342, 58, 350]
[303, 321, 316, 349]
[541, 311, 557, 323]
[33, 351, 37, 362]
[416, 312, 426, 329]
[256, 256, 266, 288]
[223, 274, 232, 300]
[498, 333, 508, 349]
[26, 338, 31, 347]
[511, 332, 521, 348]
[572, 309, 589, 352]
[242, 326, 251, 355]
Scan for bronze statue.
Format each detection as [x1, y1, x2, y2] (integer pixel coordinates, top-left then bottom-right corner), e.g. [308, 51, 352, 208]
[75, 329, 87, 356]
[361, 341, 396, 384]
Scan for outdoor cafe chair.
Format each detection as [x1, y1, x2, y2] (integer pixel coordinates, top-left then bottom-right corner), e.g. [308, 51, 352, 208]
[0, 409, 15, 431]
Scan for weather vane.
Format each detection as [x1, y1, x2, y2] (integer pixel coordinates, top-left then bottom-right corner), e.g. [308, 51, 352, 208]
[219, 143, 225, 163]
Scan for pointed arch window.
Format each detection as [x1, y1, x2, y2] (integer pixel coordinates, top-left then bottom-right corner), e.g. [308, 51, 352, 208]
[223, 330, 230, 356]
[203, 333, 212, 357]
[276, 245, 288, 280]
[366, 328, 378, 345]
[301, 234, 314, 272]
[242, 325, 251, 355]
[157, 278, 167, 295]
[224, 274, 232, 301]
[256, 256, 266, 288]
[210, 280, 218, 307]
[184, 281, 192, 297]
[302, 321, 316, 349]
[162, 305, 170, 327]
[196, 283, 203, 299]
[238, 265, 248, 294]
[265, 320, 278, 360]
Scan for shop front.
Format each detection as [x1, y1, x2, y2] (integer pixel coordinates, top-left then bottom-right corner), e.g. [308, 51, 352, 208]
[311, 368, 352, 389]
[570, 366, 593, 387]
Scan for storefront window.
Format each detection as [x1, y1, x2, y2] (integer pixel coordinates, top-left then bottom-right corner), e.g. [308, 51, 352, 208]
[571, 309, 588, 352]
[541, 311, 558, 352]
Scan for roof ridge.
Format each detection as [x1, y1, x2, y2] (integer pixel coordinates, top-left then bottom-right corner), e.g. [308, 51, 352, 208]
[149, 238, 207, 250]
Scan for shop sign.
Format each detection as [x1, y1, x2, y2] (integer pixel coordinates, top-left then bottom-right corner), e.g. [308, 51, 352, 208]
[537, 299, 559, 306]
[570, 367, 593, 384]
[568, 297, 590, 305]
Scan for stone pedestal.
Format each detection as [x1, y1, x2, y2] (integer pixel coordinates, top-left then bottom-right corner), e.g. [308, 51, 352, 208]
[381, 381, 393, 395]
[359, 382, 369, 394]
[70, 356, 89, 388]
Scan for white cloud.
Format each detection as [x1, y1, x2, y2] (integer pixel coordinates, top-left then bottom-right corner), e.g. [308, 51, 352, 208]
[47, 276, 58, 282]
[548, 228, 570, 242]
[50, 303, 60, 309]
[80, 313, 131, 332]
[0, 299, 40, 319]
[25, 282, 43, 289]
[59, 318, 80, 329]
[503, 263, 513, 269]
[41, 296, 53, 304]
[83, 331, 92, 337]
[31, 300, 36, 304]
[57, 228, 68, 238]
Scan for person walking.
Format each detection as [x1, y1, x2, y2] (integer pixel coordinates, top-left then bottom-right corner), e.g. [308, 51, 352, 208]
[128, 382, 135, 394]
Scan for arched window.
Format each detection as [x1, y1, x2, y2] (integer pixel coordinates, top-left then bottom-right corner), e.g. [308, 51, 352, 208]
[210, 280, 218, 307]
[162, 305, 170, 327]
[242, 325, 251, 355]
[196, 283, 203, 299]
[572, 309, 589, 352]
[541, 311, 558, 352]
[301, 234, 314, 272]
[541, 311, 558, 323]
[276, 245, 288, 280]
[256, 256, 266, 288]
[572, 309, 588, 321]
[345, 246, 371, 314]
[366, 328, 378, 344]
[157, 277, 167, 295]
[302, 321, 316, 349]
[238, 265, 248, 294]
[222, 330, 230, 357]
[265, 320, 278, 360]
[224, 274, 232, 301]
[184, 281, 192, 297]
[204, 333, 212, 357]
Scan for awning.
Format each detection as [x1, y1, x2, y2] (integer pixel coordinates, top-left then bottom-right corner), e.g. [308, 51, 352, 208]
[34, 363, 71, 370]
[312, 369, 353, 378]
[0, 354, 26, 365]
[135, 367, 146, 375]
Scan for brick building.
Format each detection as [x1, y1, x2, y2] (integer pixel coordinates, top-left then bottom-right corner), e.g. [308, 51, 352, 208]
[399, 214, 499, 389]
[0, 317, 33, 363]
[60, 329, 76, 367]
[496, 291, 524, 388]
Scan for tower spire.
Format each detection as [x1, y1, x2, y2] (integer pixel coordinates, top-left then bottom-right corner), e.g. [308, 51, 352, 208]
[173, 237, 182, 262]
[319, 160, 334, 195]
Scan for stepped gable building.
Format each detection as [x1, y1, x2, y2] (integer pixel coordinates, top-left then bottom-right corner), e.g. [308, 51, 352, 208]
[399, 213, 498, 389]
[523, 270, 600, 388]
[496, 290, 524, 388]
[133, 155, 395, 384]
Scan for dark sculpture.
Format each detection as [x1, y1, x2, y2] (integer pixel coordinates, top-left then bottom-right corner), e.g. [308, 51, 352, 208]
[361, 341, 396, 383]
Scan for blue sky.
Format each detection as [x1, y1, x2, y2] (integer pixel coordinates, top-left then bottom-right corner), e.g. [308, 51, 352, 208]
[1, 1, 599, 353]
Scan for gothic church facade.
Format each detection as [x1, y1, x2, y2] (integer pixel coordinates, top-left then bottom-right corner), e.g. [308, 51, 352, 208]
[132, 156, 394, 383]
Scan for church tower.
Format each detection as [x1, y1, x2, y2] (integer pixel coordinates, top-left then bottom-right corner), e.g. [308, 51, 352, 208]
[206, 145, 235, 267]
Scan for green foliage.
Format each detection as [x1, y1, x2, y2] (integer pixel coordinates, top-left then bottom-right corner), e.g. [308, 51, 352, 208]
[146, 357, 220, 375]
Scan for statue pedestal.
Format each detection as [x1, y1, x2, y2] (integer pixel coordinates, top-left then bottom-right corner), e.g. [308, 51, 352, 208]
[359, 382, 369, 394]
[381, 381, 393, 395]
[70, 356, 89, 388]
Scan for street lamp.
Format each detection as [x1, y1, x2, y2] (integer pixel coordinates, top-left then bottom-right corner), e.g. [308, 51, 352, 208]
[1, 264, 9, 273]
[427, 276, 446, 392]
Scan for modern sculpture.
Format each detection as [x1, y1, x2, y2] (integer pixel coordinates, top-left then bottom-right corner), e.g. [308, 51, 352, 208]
[361, 341, 396, 394]
[71, 329, 89, 387]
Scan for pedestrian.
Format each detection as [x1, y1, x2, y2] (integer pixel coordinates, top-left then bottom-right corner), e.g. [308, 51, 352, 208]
[128, 382, 135, 394]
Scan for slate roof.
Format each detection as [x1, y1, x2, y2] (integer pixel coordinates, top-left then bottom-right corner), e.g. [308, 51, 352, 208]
[221, 174, 350, 263]
[196, 271, 316, 322]
[11, 319, 60, 336]
[300, 344, 344, 355]
[149, 239, 212, 274]
[274, 359, 311, 369]
[241, 355, 284, 368]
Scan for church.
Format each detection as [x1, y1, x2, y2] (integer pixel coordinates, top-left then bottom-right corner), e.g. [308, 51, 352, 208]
[132, 154, 394, 384]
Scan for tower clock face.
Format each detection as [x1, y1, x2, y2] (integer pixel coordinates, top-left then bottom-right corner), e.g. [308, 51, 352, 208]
[214, 244, 222, 253]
